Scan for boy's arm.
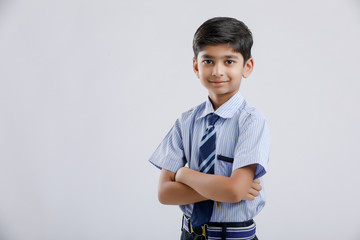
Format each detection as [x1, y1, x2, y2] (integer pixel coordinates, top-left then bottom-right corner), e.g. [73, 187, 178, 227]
[175, 164, 257, 203]
[158, 167, 261, 205]
[158, 168, 208, 205]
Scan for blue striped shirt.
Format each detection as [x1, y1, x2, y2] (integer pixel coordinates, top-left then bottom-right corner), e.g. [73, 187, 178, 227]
[149, 91, 271, 222]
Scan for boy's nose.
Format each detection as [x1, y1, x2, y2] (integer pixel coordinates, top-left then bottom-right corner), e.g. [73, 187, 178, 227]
[212, 63, 224, 77]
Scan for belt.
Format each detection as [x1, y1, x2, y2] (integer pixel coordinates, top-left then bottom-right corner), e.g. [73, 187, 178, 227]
[182, 215, 256, 240]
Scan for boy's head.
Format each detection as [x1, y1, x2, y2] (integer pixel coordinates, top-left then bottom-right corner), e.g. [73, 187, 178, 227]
[192, 17, 254, 108]
[193, 17, 253, 65]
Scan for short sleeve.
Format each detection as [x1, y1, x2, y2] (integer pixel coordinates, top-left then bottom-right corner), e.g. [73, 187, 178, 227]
[233, 116, 271, 179]
[148, 119, 187, 173]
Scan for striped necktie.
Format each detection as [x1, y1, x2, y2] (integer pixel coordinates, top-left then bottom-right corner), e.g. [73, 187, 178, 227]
[191, 113, 220, 227]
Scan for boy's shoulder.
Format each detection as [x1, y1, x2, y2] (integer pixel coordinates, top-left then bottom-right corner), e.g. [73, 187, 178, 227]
[241, 99, 267, 121]
[178, 101, 206, 123]
[236, 100, 268, 132]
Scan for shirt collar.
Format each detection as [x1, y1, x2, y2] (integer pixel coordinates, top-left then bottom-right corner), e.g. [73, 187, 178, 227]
[198, 91, 245, 120]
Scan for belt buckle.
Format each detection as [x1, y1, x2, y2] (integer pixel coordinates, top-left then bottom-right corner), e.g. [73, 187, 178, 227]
[190, 224, 207, 238]
[183, 215, 207, 238]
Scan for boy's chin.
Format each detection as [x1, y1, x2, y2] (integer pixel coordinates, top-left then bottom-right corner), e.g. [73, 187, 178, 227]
[208, 88, 239, 96]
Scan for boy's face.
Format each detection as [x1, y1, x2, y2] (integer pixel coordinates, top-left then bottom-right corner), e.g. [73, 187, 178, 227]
[193, 43, 253, 102]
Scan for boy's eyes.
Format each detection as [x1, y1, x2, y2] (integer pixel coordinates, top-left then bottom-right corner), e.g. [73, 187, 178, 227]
[202, 60, 235, 65]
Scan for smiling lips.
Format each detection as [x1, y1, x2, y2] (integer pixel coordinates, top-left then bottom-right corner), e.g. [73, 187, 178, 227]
[209, 80, 229, 85]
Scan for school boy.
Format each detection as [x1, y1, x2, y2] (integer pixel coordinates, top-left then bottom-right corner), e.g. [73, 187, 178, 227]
[149, 17, 271, 240]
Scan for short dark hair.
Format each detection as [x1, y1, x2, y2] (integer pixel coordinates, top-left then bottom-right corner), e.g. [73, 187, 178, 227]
[193, 17, 253, 64]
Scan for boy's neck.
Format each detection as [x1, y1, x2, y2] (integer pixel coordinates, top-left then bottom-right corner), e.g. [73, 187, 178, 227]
[208, 91, 238, 111]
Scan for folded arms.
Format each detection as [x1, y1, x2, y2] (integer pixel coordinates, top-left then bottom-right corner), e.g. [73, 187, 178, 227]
[158, 164, 260, 205]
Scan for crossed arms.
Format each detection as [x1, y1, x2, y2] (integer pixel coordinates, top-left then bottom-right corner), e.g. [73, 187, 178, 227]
[158, 164, 261, 205]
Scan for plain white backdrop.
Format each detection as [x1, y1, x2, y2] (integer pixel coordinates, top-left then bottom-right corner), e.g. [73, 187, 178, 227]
[1, 0, 360, 239]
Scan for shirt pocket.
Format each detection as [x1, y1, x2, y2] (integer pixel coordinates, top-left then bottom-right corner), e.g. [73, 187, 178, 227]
[216, 154, 234, 177]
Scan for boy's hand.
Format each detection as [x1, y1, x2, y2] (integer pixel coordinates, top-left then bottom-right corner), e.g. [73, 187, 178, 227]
[175, 167, 188, 183]
[244, 178, 262, 201]
[158, 168, 208, 205]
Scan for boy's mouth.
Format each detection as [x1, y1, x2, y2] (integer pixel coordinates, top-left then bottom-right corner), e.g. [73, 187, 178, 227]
[209, 81, 229, 86]
[209, 80, 229, 84]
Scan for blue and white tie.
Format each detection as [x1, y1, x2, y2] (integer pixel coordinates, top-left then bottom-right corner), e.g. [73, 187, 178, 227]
[191, 113, 220, 227]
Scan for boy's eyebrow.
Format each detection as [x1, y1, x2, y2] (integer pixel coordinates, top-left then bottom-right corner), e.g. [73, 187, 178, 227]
[201, 54, 239, 59]
[223, 55, 239, 59]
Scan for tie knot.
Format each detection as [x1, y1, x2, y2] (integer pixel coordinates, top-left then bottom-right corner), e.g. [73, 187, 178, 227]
[207, 114, 219, 126]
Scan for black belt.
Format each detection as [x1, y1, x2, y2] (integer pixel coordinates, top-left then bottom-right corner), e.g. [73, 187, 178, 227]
[208, 219, 254, 227]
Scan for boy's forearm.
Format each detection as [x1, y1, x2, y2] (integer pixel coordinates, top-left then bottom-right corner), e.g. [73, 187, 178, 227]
[175, 168, 240, 202]
[159, 181, 208, 205]
[158, 169, 208, 205]
[175, 166, 256, 203]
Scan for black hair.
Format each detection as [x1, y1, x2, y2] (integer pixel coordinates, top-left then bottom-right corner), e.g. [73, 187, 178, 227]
[193, 17, 253, 65]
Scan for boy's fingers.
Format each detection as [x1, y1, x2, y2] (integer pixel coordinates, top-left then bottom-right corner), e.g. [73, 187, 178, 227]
[252, 182, 262, 191]
[244, 193, 255, 201]
[253, 178, 260, 184]
[248, 188, 260, 197]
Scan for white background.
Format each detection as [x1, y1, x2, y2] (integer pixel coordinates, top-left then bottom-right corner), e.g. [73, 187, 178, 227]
[1, 0, 360, 239]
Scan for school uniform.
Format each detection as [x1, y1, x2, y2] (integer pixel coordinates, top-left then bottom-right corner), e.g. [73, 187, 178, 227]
[149, 91, 270, 240]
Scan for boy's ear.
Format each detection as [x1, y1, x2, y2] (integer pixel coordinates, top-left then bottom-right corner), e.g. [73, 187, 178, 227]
[193, 58, 200, 78]
[242, 57, 254, 78]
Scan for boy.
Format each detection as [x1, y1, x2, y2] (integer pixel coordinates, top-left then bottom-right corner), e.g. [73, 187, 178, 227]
[149, 17, 270, 240]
